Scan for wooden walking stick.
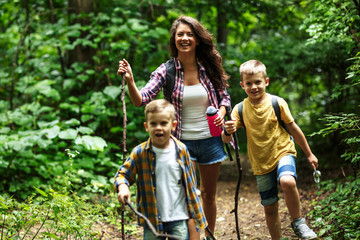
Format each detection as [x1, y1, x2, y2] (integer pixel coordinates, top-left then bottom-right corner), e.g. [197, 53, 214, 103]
[225, 107, 242, 240]
[120, 73, 127, 240]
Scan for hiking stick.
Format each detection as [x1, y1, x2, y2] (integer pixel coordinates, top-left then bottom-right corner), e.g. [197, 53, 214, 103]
[225, 107, 242, 240]
[124, 199, 183, 240]
[120, 73, 127, 240]
[205, 226, 216, 239]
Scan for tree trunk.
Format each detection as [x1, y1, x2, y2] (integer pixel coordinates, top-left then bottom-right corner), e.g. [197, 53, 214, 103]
[67, 0, 94, 66]
[216, 0, 228, 50]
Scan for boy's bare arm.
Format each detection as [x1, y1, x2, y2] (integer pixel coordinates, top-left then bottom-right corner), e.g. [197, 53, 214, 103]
[286, 122, 318, 170]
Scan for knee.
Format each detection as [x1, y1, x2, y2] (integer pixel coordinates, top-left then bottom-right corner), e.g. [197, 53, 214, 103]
[200, 189, 216, 203]
[280, 175, 297, 192]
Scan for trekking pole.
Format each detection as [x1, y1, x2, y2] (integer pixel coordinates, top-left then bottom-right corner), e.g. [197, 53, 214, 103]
[225, 107, 242, 240]
[124, 199, 183, 240]
[205, 227, 216, 240]
[120, 73, 127, 240]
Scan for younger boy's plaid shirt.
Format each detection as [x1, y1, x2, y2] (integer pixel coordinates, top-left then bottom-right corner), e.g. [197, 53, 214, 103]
[114, 136, 207, 232]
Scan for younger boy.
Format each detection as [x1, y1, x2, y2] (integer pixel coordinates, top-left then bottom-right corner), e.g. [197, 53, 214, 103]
[115, 99, 207, 240]
[222, 60, 318, 240]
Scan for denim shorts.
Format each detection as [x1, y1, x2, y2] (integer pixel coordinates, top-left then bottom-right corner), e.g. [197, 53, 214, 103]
[143, 219, 189, 240]
[255, 155, 297, 206]
[181, 136, 227, 165]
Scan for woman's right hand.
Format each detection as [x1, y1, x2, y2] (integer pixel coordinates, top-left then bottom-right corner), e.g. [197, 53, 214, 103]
[118, 58, 134, 84]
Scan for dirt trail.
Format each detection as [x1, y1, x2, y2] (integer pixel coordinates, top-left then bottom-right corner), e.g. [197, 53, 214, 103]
[103, 156, 319, 239]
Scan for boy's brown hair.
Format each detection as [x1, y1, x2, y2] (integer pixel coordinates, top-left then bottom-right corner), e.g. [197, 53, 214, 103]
[144, 99, 175, 121]
[239, 60, 267, 81]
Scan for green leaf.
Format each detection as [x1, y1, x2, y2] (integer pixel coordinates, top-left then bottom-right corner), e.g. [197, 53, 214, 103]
[59, 129, 78, 140]
[76, 135, 107, 151]
[77, 126, 94, 134]
[103, 86, 121, 100]
[42, 232, 60, 240]
[129, 19, 148, 32]
[0, 127, 10, 134]
[33, 187, 48, 197]
[42, 125, 60, 139]
[65, 118, 81, 126]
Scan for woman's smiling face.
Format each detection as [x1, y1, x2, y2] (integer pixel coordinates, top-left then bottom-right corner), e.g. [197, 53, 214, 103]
[175, 23, 198, 55]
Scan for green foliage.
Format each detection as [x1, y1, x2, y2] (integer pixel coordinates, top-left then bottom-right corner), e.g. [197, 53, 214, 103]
[300, 0, 359, 52]
[0, 187, 137, 239]
[310, 113, 360, 164]
[0, 0, 359, 227]
[309, 176, 360, 239]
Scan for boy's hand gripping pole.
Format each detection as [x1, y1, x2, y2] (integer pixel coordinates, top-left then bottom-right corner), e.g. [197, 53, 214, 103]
[225, 107, 242, 240]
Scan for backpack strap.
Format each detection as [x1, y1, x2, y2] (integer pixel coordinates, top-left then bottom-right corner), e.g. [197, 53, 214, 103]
[270, 95, 293, 140]
[238, 96, 292, 139]
[237, 101, 246, 132]
[163, 58, 176, 103]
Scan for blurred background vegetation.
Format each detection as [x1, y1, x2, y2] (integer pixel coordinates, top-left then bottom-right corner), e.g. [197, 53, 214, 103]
[0, 0, 359, 238]
[0, 0, 359, 199]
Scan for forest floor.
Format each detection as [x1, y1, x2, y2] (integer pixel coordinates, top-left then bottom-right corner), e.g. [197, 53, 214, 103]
[98, 155, 324, 240]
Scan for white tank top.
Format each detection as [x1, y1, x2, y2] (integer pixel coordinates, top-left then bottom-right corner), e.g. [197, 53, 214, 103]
[181, 83, 211, 140]
[152, 140, 188, 222]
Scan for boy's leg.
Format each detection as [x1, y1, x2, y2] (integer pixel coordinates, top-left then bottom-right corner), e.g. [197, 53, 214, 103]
[143, 227, 164, 240]
[278, 155, 317, 239]
[279, 175, 301, 221]
[144, 220, 189, 240]
[264, 202, 281, 240]
[198, 162, 221, 237]
[277, 155, 301, 221]
[256, 169, 281, 239]
[166, 220, 189, 240]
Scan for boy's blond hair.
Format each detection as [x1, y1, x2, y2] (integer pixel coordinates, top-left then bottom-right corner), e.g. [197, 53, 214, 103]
[239, 60, 267, 81]
[144, 99, 175, 121]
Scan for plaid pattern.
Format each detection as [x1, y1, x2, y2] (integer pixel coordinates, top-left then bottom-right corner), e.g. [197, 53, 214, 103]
[140, 57, 231, 139]
[114, 136, 207, 231]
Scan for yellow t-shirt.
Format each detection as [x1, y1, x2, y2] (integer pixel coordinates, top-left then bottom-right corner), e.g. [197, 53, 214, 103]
[231, 94, 296, 175]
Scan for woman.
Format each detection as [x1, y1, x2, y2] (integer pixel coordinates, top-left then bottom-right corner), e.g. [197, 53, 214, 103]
[118, 15, 231, 240]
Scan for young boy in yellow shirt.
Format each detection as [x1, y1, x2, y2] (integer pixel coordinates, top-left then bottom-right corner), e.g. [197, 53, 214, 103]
[222, 60, 318, 239]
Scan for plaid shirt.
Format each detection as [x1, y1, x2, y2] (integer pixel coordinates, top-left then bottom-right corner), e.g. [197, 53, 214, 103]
[114, 136, 207, 232]
[140, 57, 231, 139]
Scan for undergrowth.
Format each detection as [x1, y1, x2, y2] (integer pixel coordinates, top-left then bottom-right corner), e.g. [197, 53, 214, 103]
[0, 188, 136, 240]
[308, 175, 360, 240]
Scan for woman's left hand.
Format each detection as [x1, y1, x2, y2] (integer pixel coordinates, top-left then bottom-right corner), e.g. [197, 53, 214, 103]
[214, 112, 225, 128]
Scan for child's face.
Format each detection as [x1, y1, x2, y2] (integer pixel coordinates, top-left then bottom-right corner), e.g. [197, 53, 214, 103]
[240, 72, 269, 104]
[144, 111, 177, 149]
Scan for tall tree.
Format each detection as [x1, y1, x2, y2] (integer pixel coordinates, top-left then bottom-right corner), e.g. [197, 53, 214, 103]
[67, 0, 94, 66]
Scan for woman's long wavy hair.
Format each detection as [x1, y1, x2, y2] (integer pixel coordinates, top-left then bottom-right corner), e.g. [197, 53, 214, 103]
[169, 16, 229, 90]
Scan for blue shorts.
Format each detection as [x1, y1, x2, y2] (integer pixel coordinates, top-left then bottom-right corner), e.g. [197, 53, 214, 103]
[181, 136, 227, 165]
[143, 219, 189, 240]
[255, 155, 297, 206]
